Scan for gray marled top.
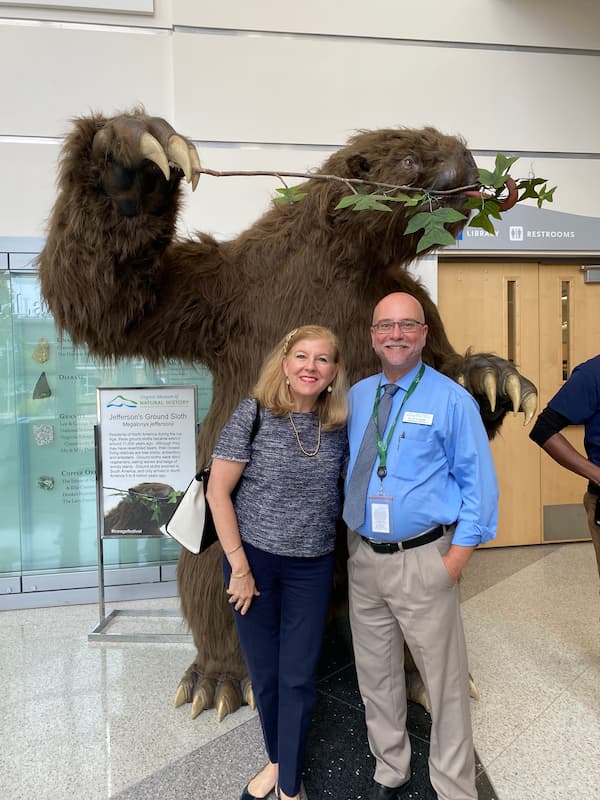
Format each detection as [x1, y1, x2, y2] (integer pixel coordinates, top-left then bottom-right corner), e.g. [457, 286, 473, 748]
[212, 398, 348, 557]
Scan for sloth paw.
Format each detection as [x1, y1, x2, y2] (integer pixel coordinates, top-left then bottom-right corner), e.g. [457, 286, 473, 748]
[174, 664, 255, 721]
[405, 670, 481, 713]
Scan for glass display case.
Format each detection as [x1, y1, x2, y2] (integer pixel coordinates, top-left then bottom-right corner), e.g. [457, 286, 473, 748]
[0, 249, 213, 604]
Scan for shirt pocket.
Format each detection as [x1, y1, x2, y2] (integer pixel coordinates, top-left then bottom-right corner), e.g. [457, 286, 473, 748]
[387, 425, 435, 480]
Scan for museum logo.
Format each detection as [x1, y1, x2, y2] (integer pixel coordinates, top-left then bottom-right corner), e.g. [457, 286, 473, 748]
[106, 394, 138, 409]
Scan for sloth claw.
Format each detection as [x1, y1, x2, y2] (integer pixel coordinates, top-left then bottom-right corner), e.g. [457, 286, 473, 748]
[504, 372, 521, 415]
[241, 676, 256, 710]
[483, 371, 497, 413]
[468, 672, 481, 702]
[522, 391, 538, 426]
[140, 131, 170, 181]
[173, 665, 196, 708]
[215, 680, 243, 722]
[190, 677, 217, 719]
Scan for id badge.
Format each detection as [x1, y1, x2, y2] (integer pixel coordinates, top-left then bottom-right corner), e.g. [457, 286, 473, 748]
[368, 495, 394, 535]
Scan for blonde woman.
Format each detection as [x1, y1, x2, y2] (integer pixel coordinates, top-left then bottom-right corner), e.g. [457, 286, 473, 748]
[207, 325, 348, 800]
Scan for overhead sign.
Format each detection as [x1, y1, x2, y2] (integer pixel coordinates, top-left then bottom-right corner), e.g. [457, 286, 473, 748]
[449, 206, 600, 254]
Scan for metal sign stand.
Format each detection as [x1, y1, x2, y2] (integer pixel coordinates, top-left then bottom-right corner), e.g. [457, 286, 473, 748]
[88, 387, 196, 643]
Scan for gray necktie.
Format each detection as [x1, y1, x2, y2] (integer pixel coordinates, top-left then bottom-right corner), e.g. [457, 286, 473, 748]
[343, 383, 400, 531]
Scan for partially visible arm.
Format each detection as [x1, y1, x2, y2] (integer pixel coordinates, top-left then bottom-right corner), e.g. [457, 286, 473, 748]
[541, 433, 600, 487]
[530, 403, 600, 487]
[445, 394, 499, 552]
[206, 458, 260, 614]
[38, 111, 230, 366]
[439, 392, 499, 580]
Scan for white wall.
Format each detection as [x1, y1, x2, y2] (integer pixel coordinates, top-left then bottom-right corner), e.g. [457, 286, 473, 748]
[1, 0, 599, 256]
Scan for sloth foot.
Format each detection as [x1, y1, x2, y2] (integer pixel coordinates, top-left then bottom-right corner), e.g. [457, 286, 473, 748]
[174, 664, 253, 721]
[406, 670, 480, 713]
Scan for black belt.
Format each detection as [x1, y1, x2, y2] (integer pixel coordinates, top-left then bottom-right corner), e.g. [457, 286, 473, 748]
[360, 525, 444, 554]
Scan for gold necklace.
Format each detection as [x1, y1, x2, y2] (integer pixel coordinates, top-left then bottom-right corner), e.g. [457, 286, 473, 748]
[288, 413, 322, 457]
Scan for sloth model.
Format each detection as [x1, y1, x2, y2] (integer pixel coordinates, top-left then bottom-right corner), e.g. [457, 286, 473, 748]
[39, 110, 536, 720]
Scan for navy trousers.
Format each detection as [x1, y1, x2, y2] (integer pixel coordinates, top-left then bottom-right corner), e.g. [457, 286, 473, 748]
[224, 542, 334, 797]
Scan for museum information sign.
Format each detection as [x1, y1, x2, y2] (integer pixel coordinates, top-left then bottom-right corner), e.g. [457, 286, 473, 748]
[97, 385, 197, 538]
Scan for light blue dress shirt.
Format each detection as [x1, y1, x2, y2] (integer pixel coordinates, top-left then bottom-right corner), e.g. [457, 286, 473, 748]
[345, 361, 499, 546]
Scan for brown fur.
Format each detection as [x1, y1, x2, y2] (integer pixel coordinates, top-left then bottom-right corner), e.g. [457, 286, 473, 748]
[38, 110, 533, 702]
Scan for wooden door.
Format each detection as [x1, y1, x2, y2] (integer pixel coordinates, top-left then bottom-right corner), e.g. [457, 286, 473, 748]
[538, 264, 600, 542]
[438, 261, 541, 546]
[439, 260, 600, 547]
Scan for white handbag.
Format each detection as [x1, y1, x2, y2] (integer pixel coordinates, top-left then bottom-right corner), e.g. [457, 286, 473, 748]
[165, 467, 216, 554]
[165, 401, 262, 554]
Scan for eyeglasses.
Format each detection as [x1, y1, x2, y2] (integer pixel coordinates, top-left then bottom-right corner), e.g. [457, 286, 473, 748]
[371, 319, 425, 334]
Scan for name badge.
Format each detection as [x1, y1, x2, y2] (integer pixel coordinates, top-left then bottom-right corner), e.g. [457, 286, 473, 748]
[369, 496, 393, 534]
[402, 411, 433, 426]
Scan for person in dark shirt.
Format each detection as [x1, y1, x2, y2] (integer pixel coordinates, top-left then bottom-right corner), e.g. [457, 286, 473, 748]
[529, 354, 600, 579]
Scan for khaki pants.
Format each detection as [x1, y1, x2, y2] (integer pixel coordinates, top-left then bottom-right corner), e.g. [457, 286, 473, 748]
[347, 531, 476, 800]
[583, 492, 600, 580]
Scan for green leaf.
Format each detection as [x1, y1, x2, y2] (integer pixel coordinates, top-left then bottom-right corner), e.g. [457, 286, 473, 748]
[352, 196, 392, 212]
[494, 153, 519, 176]
[404, 212, 433, 234]
[361, 200, 393, 212]
[386, 192, 424, 206]
[537, 185, 556, 207]
[273, 185, 308, 204]
[336, 193, 393, 212]
[482, 199, 502, 220]
[416, 226, 457, 253]
[478, 168, 496, 186]
[335, 194, 362, 210]
[517, 177, 548, 201]
[469, 211, 497, 235]
[486, 154, 520, 187]
[428, 207, 466, 224]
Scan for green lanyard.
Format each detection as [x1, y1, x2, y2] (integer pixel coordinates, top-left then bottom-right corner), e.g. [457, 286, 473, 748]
[372, 363, 425, 480]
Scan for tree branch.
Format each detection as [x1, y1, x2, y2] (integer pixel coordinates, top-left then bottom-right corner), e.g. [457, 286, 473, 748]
[193, 166, 481, 197]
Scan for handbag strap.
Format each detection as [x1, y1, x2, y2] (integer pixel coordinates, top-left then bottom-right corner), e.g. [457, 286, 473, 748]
[249, 399, 262, 445]
[196, 400, 262, 481]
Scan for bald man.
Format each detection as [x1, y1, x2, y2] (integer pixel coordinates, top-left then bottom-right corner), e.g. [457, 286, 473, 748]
[343, 293, 499, 800]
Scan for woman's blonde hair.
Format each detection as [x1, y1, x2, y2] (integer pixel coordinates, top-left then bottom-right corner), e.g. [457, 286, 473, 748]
[252, 325, 348, 430]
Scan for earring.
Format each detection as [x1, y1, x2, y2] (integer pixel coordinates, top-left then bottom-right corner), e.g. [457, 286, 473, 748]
[327, 385, 332, 393]
[286, 378, 290, 386]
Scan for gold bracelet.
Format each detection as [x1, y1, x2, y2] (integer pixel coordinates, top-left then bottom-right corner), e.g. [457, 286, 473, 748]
[225, 543, 243, 556]
[231, 568, 251, 579]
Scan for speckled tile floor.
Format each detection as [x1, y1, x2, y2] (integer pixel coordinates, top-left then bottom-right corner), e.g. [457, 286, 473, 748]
[0, 541, 598, 800]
